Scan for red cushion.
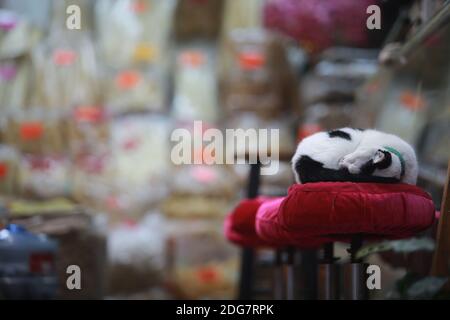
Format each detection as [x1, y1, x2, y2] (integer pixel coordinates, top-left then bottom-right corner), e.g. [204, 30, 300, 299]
[256, 182, 435, 246]
[224, 197, 279, 247]
[256, 198, 331, 248]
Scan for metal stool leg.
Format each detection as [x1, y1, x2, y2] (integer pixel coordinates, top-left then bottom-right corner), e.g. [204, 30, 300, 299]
[299, 249, 319, 300]
[273, 249, 285, 300]
[238, 162, 261, 300]
[322, 243, 340, 300]
[285, 247, 296, 300]
[349, 234, 368, 300]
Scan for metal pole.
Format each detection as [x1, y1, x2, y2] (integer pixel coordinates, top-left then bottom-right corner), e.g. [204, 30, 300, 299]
[323, 243, 340, 300]
[238, 162, 261, 300]
[273, 250, 285, 300]
[349, 234, 368, 300]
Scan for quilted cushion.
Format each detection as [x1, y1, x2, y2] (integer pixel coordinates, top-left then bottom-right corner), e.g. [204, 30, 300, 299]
[256, 182, 436, 246]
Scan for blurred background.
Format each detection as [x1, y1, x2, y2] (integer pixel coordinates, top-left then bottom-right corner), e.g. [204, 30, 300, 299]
[0, 0, 449, 299]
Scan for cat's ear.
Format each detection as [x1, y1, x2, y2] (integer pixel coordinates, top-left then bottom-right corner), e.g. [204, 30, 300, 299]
[373, 150, 385, 164]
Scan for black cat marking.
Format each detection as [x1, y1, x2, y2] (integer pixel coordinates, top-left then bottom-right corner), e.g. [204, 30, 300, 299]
[295, 155, 399, 184]
[360, 150, 392, 175]
[328, 130, 351, 140]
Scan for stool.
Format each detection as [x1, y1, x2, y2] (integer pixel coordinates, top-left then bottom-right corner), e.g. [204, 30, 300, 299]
[225, 196, 327, 300]
[255, 182, 436, 300]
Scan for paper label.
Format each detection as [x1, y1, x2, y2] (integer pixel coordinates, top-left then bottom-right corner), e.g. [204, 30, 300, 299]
[74, 106, 104, 122]
[130, 0, 148, 13]
[116, 70, 141, 89]
[238, 51, 265, 71]
[400, 91, 425, 111]
[133, 43, 157, 62]
[0, 162, 8, 178]
[20, 122, 44, 141]
[53, 49, 77, 66]
[196, 266, 219, 284]
[179, 51, 205, 68]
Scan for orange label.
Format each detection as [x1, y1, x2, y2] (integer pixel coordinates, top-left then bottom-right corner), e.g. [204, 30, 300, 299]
[20, 122, 44, 141]
[0, 162, 8, 178]
[238, 51, 265, 71]
[74, 106, 104, 122]
[133, 43, 156, 62]
[196, 266, 219, 284]
[116, 70, 141, 89]
[297, 124, 322, 142]
[400, 91, 425, 111]
[179, 51, 205, 67]
[130, 0, 148, 13]
[53, 49, 77, 66]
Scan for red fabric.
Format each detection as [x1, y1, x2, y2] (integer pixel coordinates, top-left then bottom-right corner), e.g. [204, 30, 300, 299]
[256, 198, 330, 248]
[256, 182, 435, 246]
[224, 197, 279, 248]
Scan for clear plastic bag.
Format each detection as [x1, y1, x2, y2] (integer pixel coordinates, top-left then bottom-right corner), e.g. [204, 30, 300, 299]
[221, 29, 293, 118]
[0, 9, 40, 59]
[18, 154, 71, 199]
[0, 59, 33, 111]
[68, 106, 110, 155]
[165, 221, 239, 299]
[107, 114, 171, 218]
[162, 165, 238, 219]
[31, 32, 100, 111]
[172, 48, 218, 122]
[103, 67, 167, 113]
[95, 0, 176, 68]
[4, 107, 67, 155]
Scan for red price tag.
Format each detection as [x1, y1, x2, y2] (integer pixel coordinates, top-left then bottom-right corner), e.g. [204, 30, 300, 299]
[74, 106, 104, 122]
[196, 266, 219, 284]
[20, 122, 44, 141]
[53, 49, 77, 66]
[238, 51, 265, 71]
[179, 51, 205, 67]
[400, 91, 425, 111]
[116, 70, 141, 89]
[0, 162, 8, 178]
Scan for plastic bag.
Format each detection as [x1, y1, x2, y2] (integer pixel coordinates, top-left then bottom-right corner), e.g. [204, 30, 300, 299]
[0, 59, 33, 111]
[95, 0, 176, 68]
[68, 106, 110, 155]
[165, 221, 239, 299]
[31, 32, 100, 111]
[18, 154, 71, 199]
[0, 145, 19, 195]
[5, 108, 67, 155]
[0, 9, 40, 59]
[172, 48, 218, 122]
[221, 29, 293, 118]
[103, 67, 167, 113]
[162, 164, 238, 219]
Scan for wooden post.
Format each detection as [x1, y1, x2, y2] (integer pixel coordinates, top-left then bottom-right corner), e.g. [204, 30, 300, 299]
[431, 160, 450, 282]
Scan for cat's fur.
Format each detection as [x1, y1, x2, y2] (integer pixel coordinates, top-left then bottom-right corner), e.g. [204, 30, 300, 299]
[291, 128, 418, 185]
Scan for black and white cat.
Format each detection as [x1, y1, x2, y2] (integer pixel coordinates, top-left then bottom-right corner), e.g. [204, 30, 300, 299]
[292, 128, 418, 185]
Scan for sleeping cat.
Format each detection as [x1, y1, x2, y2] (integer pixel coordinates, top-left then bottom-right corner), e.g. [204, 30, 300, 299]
[291, 128, 418, 185]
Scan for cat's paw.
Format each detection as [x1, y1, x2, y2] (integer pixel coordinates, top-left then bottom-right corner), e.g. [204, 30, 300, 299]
[339, 148, 385, 174]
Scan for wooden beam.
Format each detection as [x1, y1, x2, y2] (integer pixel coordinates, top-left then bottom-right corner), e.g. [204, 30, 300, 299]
[431, 160, 450, 279]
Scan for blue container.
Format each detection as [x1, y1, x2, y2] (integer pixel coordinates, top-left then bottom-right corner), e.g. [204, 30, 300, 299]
[0, 224, 58, 299]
